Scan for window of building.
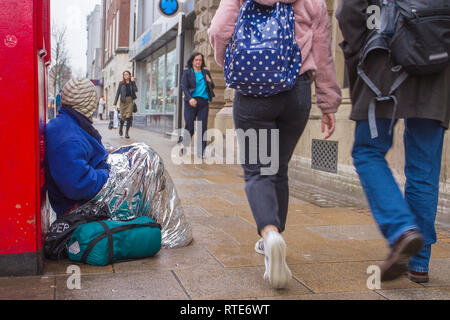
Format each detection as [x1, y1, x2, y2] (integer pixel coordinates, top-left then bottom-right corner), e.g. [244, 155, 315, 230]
[109, 24, 112, 57]
[116, 10, 120, 49]
[143, 40, 177, 115]
[165, 47, 177, 114]
[112, 15, 116, 52]
[106, 28, 109, 59]
[151, 50, 165, 113]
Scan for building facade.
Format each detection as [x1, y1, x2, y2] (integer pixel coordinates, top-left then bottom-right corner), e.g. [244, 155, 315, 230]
[86, 4, 104, 99]
[127, 0, 196, 134]
[102, 0, 133, 117]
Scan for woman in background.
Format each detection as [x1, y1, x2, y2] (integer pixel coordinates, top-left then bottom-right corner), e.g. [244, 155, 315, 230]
[179, 52, 215, 158]
[114, 71, 138, 139]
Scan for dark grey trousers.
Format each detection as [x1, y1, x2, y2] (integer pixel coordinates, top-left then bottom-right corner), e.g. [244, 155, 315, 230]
[233, 74, 312, 235]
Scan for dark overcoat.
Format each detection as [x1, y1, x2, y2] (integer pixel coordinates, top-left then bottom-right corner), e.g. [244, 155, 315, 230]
[336, 0, 450, 128]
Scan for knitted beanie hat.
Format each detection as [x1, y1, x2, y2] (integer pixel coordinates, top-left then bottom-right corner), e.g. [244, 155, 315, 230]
[61, 78, 98, 118]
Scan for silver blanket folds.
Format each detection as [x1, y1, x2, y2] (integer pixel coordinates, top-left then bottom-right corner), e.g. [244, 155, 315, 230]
[77, 143, 192, 248]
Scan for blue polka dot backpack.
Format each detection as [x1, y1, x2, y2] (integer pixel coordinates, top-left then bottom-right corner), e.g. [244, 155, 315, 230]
[224, 0, 302, 97]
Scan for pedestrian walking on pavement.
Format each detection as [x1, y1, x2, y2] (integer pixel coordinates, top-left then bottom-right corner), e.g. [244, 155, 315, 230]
[179, 52, 215, 158]
[99, 96, 107, 120]
[209, 0, 341, 288]
[336, 0, 450, 283]
[55, 89, 62, 114]
[114, 71, 138, 139]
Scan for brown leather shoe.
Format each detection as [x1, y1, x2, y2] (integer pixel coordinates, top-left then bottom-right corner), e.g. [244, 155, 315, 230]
[407, 270, 429, 283]
[380, 230, 424, 281]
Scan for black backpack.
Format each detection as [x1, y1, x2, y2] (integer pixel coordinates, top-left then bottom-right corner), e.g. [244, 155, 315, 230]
[358, 0, 450, 138]
[44, 204, 110, 260]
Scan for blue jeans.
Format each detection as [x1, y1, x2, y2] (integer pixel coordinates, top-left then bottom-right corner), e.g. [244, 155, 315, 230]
[352, 118, 444, 272]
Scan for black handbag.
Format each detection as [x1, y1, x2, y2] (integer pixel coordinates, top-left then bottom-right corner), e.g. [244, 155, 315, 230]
[44, 204, 109, 260]
[205, 70, 215, 100]
[133, 102, 138, 113]
[207, 80, 215, 100]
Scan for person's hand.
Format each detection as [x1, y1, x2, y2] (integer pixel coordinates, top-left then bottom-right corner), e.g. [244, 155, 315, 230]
[189, 98, 197, 107]
[321, 113, 336, 140]
[131, 77, 137, 82]
[205, 74, 212, 83]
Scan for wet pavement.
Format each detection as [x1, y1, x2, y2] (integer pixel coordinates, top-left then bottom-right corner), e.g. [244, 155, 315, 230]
[1, 120, 449, 300]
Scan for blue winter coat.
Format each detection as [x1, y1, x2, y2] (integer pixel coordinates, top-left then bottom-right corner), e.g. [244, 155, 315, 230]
[180, 68, 215, 104]
[45, 108, 110, 216]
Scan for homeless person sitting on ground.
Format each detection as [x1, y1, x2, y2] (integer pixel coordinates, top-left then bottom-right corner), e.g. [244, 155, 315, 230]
[45, 78, 192, 250]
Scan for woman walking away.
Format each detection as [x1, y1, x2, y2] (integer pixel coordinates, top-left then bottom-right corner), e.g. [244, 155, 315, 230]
[179, 52, 215, 158]
[208, 0, 341, 288]
[114, 71, 138, 139]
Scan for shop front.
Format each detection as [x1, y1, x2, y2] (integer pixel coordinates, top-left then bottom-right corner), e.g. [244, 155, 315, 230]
[139, 41, 177, 133]
[129, 0, 195, 134]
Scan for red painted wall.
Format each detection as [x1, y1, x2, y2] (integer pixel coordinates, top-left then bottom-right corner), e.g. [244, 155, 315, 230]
[0, 0, 49, 255]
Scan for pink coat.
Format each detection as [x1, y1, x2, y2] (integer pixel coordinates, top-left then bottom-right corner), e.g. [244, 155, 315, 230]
[208, 0, 342, 114]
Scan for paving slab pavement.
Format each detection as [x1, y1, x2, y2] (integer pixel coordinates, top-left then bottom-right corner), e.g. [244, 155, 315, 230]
[1, 121, 449, 300]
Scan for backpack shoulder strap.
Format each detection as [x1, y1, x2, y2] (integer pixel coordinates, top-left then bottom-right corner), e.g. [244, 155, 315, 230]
[357, 31, 409, 138]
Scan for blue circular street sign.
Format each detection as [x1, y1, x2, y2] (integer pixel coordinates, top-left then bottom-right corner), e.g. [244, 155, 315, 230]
[159, 0, 179, 17]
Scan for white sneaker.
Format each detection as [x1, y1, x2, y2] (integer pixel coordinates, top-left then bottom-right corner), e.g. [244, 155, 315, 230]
[255, 238, 265, 255]
[263, 231, 292, 289]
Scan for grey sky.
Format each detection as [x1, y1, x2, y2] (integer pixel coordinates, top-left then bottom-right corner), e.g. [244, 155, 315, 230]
[51, 0, 102, 77]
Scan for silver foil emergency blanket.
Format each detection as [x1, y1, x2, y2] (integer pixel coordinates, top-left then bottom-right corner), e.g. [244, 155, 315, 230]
[72, 143, 192, 248]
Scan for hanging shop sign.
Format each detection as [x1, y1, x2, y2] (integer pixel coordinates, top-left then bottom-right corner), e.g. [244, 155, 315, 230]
[159, 0, 180, 17]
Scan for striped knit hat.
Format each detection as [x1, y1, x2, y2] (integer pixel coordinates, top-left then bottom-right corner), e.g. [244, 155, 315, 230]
[61, 78, 98, 119]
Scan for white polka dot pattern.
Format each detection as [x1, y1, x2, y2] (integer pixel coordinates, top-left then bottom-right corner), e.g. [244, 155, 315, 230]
[224, 0, 302, 97]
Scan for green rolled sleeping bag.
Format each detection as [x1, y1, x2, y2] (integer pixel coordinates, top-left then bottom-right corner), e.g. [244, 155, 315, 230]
[66, 216, 162, 266]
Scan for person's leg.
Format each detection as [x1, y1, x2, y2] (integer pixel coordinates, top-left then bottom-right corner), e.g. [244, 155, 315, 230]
[181, 102, 198, 148]
[352, 119, 419, 244]
[233, 91, 282, 235]
[352, 118, 423, 280]
[403, 118, 444, 275]
[108, 111, 114, 129]
[119, 102, 125, 137]
[275, 77, 312, 233]
[196, 99, 210, 157]
[233, 89, 292, 288]
[125, 117, 132, 139]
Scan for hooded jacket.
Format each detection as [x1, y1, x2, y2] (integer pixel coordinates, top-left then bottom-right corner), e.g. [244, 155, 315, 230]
[208, 0, 342, 114]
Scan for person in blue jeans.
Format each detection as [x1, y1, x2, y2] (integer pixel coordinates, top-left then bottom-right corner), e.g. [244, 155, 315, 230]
[179, 52, 215, 158]
[337, 0, 450, 283]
